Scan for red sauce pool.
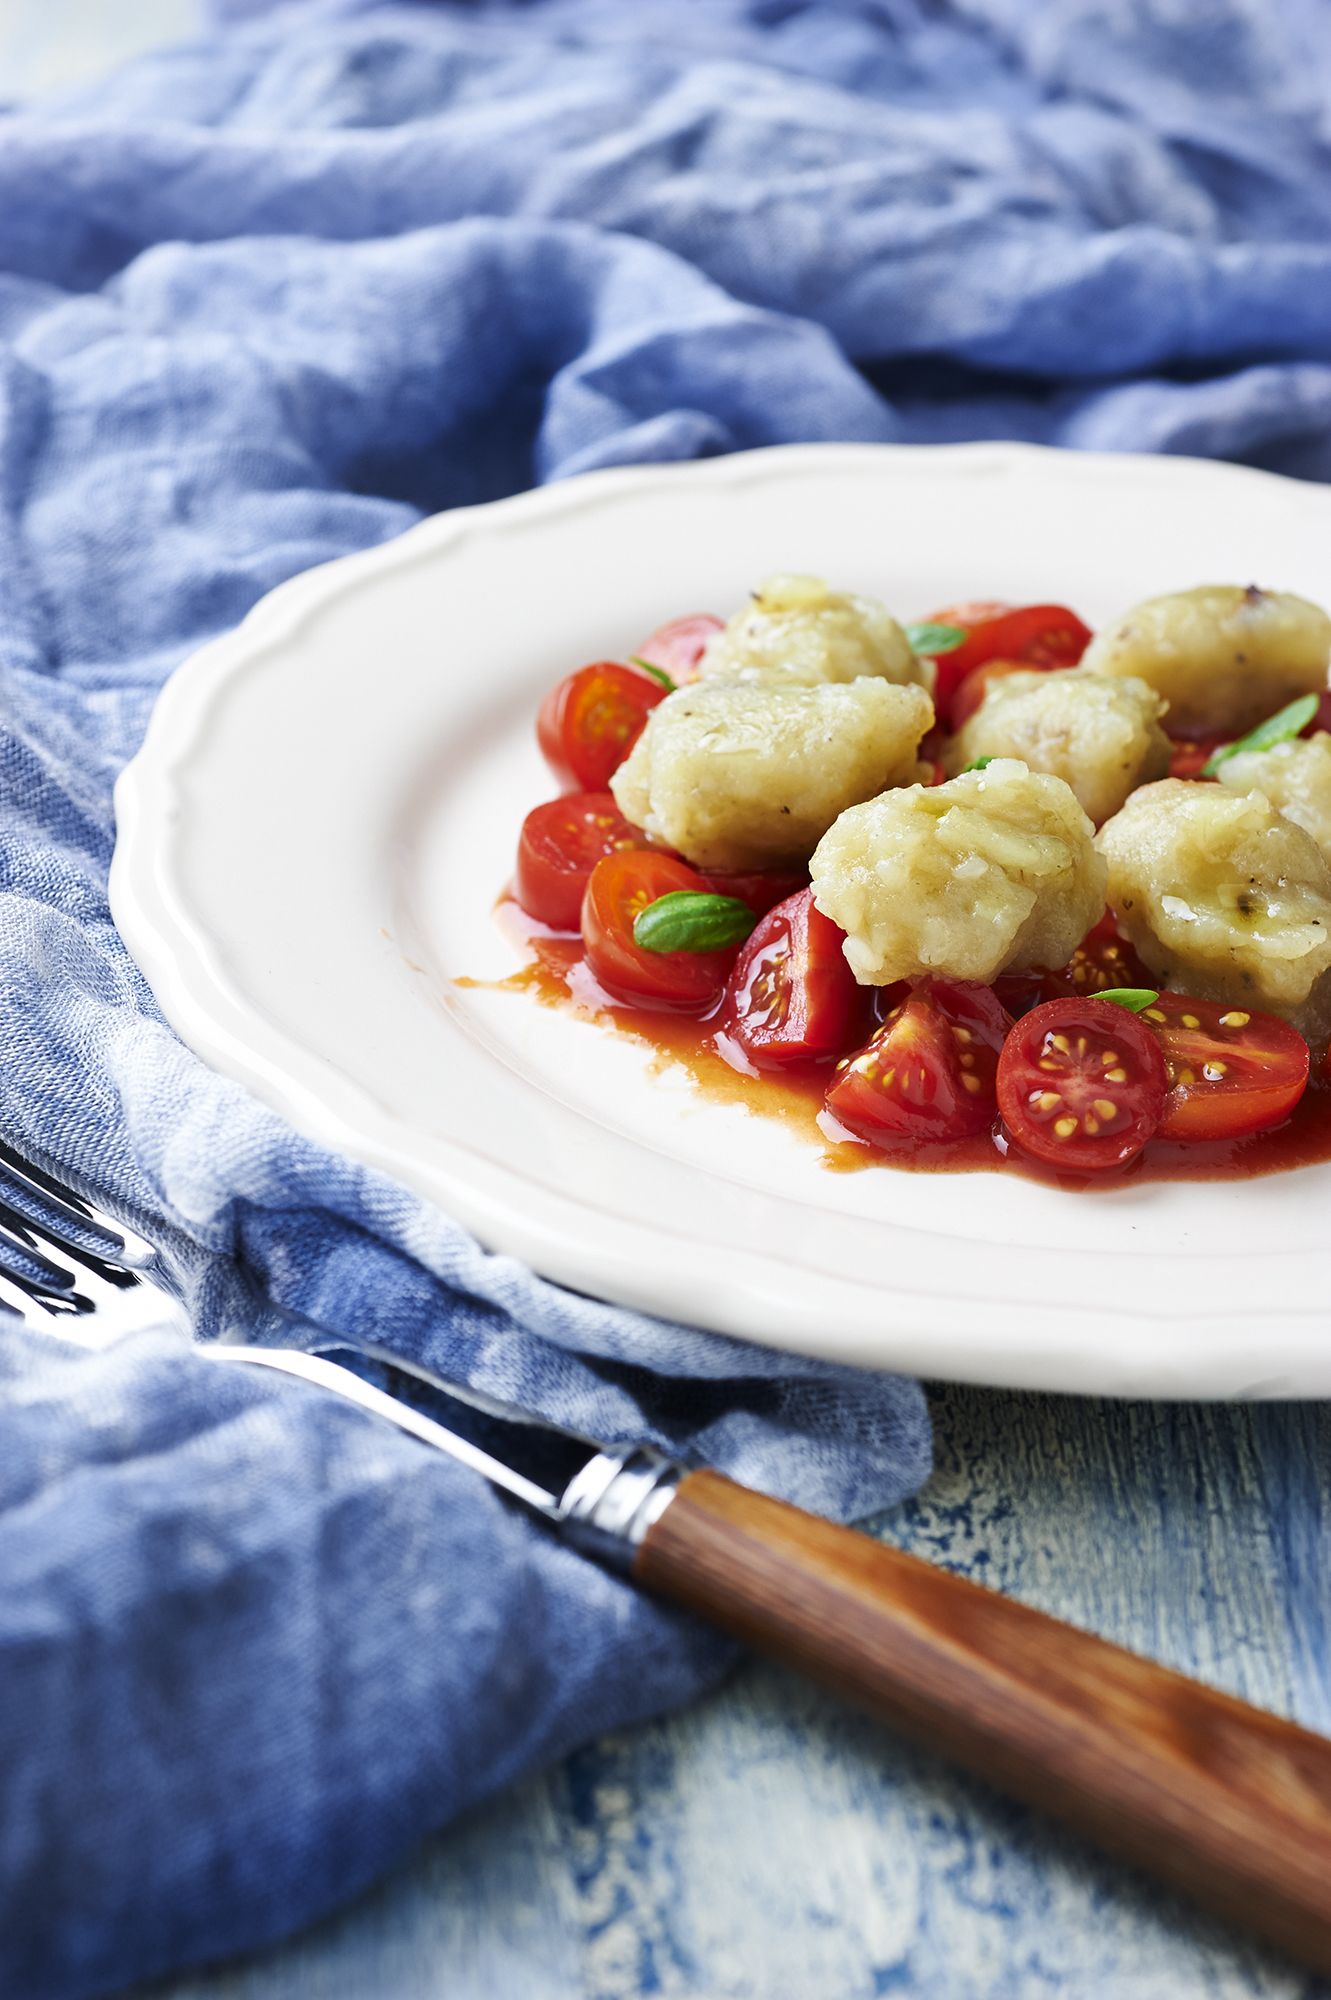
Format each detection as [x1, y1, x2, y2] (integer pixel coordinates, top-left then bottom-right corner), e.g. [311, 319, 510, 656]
[464, 901, 1331, 1192]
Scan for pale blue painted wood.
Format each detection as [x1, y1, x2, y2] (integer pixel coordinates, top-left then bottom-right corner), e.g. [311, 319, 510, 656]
[131, 1392, 1331, 2000]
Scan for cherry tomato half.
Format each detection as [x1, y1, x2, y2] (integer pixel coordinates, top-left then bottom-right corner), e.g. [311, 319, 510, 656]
[581, 851, 736, 1011]
[537, 661, 667, 792]
[994, 913, 1152, 1018]
[700, 867, 809, 918]
[1138, 993, 1310, 1142]
[927, 600, 1092, 725]
[997, 996, 1167, 1172]
[514, 792, 647, 931]
[825, 979, 1012, 1147]
[632, 613, 723, 684]
[720, 889, 858, 1069]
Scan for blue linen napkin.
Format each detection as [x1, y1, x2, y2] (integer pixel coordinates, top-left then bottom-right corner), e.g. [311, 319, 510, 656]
[2, 2, 1331, 1995]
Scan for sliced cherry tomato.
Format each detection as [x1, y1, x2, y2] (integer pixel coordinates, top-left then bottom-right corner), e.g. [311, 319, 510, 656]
[581, 851, 735, 1011]
[700, 867, 808, 918]
[632, 613, 723, 684]
[997, 996, 1167, 1172]
[825, 979, 1011, 1147]
[994, 913, 1152, 1017]
[927, 600, 1092, 725]
[720, 889, 858, 1069]
[537, 661, 667, 792]
[514, 792, 647, 931]
[948, 658, 1036, 730]
[1138, 993, 1310, 1141]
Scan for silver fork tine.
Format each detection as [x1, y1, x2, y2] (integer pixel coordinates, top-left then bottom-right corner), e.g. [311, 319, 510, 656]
[0, 1139, 155, 1270]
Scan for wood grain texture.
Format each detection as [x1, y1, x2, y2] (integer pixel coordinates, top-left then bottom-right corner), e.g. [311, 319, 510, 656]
[135, 1391, 1331, 2000]
[633, 1466, 1331, 1977]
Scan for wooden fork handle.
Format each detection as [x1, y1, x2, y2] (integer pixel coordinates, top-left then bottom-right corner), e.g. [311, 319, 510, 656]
[634, 1470, 1331, 1972]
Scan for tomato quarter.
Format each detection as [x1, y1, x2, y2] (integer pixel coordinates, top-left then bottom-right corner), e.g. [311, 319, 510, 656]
[1139, 993, 1310, 1142]
[825, 979, 1011, 1147]
[632, 613, 723, 684]
[927, 600, 1092, 726]
[997, 996, 1167, 1172]
[995, 913, 1152, 1017]
[581, 851, 735, 1010]
[720, 889, 858, 1068]
[537, 660, 667, 792]
[514, 792, 647, 931]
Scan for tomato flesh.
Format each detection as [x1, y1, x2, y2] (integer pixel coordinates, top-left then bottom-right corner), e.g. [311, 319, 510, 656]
[720, 889, 858, 1068]
[514, 792, 647, 931]
[997, 996, 1167, 1172]
[537, 661, 666, 792]
[949, 659, 1038, 731]
[1167, 736, 1225, 781]
[632, 613, 723, 684]
[581, 851, 735, 1011]
[1138, 993, 1310, 1141]
[926, 601, 1092, 724]
[995, 913, 1152, 1017]
[825, 979, 1011, 1146]
[700, 867, 809, 918]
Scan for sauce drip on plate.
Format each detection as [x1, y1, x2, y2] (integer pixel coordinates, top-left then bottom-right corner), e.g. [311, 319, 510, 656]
[463, 900, 1331, 1191]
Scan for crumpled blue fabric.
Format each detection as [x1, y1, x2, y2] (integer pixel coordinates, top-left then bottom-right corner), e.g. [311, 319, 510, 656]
[1, 2, 1329, 1995]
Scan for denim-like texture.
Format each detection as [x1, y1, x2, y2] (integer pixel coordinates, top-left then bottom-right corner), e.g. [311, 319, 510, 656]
[2, 2, 1329, 1995]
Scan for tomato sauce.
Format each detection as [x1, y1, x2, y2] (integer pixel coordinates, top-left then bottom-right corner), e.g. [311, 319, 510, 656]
[469, 902, 1331, 1192]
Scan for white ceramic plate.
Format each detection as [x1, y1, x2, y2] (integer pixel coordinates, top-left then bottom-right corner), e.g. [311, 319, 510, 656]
[111, 443, 1331, 1398]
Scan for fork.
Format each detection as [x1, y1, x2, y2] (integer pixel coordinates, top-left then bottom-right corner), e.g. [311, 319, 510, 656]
[5, 1138, 1331, 1975]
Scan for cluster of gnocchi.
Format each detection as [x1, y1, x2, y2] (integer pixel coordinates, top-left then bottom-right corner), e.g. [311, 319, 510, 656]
[613, 574, 1331, 1043]
[513, 569, 1331, 1179]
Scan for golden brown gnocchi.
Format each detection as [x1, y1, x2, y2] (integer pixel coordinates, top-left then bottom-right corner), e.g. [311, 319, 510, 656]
[944, 669, 1170, 824]
[1079, 585, 1331, 737]
[699, 573, 924, 689]
[611, 677, 933, 871]
[1214, 732, 1331, 859]
[809, 759, 1106, 986]
[1097, 778, 1331, 1038]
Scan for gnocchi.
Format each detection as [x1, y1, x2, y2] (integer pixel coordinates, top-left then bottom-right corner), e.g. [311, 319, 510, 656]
[1214, 732, 1331, 860]
[809, 760, 1106, 986]
[611, 677, 933, 871]
[944, 669, 1170, 824]
[1079, 585, 1331, 737]
[699, 573, 924, 689]
[1097, 779, 1331, 1037]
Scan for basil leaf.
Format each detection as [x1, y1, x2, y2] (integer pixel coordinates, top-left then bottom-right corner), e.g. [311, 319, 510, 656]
[905, 621, 967, 656]
[1201, 694, 1319, 777]
[629, 655, 675, 692]
[1096, 988, 1159, 1013]
[962, 756, 996, 773]
[633, 891, 756, 954]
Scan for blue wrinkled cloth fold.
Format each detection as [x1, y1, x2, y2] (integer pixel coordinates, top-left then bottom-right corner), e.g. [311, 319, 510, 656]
[2, 2, 1331, 1995]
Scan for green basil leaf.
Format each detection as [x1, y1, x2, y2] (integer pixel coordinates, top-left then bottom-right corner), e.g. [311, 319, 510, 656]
[961, 756, 996, 773]
[1201, 694, 1319, 777]
[632, 891, 756, 954]
[1096, 988, 1160, 1014]
[628, 655, 675, 692]
[905, 621, 967, 656]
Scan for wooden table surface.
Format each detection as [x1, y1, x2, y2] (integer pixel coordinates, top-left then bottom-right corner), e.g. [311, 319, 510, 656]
[11, 9, 1331, 1996]
[128, 1386, 1331, 2000]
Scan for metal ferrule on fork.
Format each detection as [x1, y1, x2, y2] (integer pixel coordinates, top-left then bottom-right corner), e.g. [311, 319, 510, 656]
[558, 1445, 683, 1569]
